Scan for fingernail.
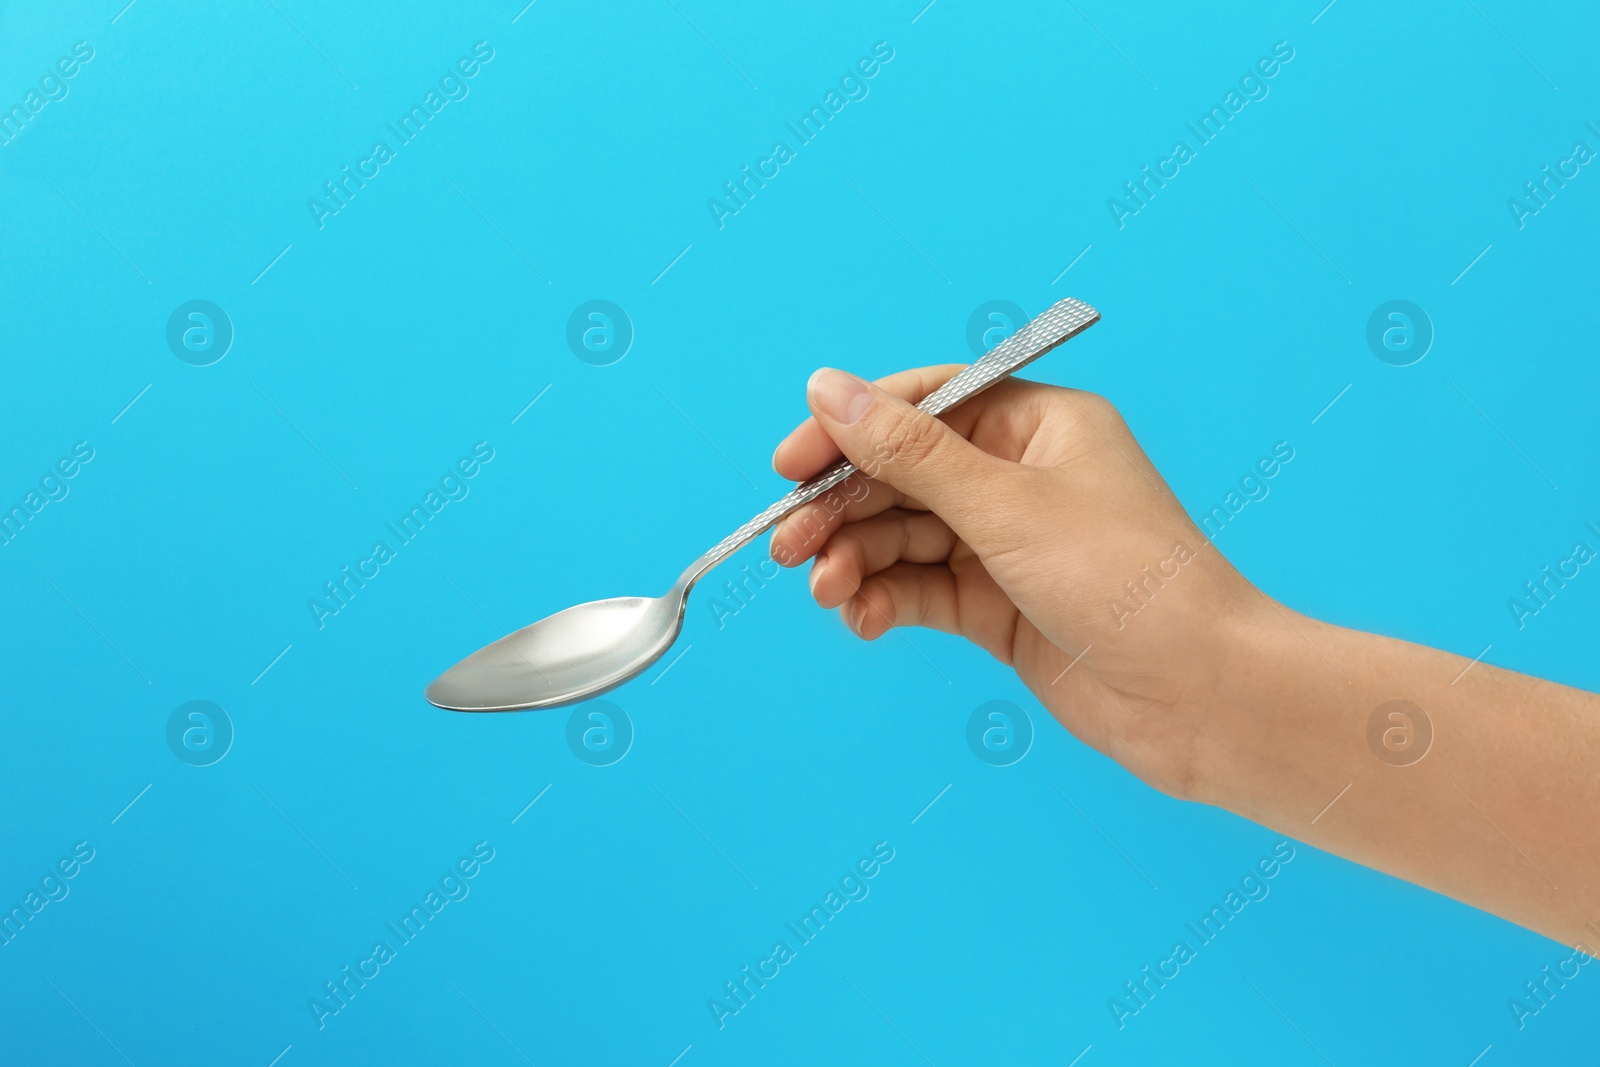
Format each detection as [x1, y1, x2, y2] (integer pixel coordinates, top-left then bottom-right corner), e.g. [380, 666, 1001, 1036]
[809, 553, 826, 596]
[809, 368, 872, 425]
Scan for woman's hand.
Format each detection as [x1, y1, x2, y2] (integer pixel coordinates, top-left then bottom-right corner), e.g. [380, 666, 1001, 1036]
[769, 364, 1600, 950]
[768, 365, 1264, 802]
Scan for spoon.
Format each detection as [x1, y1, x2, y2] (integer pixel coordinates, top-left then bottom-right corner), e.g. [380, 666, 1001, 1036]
[425, 297, 1100, 712]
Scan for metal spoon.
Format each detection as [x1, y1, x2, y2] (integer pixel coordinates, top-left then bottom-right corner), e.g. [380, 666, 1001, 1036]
[425, 297, 1100, 712]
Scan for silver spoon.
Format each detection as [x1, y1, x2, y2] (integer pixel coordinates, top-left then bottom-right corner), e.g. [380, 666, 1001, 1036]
[425, 297, 1100, 712]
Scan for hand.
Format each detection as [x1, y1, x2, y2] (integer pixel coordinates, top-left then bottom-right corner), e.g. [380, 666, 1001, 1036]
[768, 363, 1600, 949]
[768, 365, 1265, 802]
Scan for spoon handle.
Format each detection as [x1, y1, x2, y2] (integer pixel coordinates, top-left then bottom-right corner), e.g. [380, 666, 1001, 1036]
[679, 297, 1101, 588]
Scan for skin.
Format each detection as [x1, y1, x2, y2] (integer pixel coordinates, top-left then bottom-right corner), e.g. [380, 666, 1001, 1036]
[768, 365, 1600, 950]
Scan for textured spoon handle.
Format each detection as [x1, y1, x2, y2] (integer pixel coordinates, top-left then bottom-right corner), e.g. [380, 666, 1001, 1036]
[681, 297, 1101, 585]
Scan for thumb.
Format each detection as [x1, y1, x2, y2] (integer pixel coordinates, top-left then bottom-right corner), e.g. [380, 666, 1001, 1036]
[806, 367, 1022, 550]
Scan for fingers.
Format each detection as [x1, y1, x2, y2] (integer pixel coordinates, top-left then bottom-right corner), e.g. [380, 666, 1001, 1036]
[833, 557, 1024, 664]
[841, 560, 1021, 661]
[809, 510, 958, 609]
[773, 365, 966, 482]
[803, 368, 1031, 557]
[769, 476, 926, 567]
[844, 562, 961, 641]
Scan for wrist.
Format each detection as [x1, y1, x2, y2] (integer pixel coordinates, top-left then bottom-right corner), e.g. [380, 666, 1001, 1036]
[1185, 594, 1353, 815]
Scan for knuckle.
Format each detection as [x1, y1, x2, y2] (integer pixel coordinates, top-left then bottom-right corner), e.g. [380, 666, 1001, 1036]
[874, 409, 944, 469]
[1078, 389, 1121, 422]
[1062, 389, 1129, 442]
[829, 529, 865, 567]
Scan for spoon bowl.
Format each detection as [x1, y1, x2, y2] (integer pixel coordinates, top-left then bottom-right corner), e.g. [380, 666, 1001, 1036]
[424, 589, 689, 712]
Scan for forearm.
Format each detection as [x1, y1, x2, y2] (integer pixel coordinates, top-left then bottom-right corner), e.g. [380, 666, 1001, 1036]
[1197, 600, 1600, 948]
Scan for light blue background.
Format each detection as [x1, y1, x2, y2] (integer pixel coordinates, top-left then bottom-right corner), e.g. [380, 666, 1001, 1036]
[2, 0, 1598, 1063]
